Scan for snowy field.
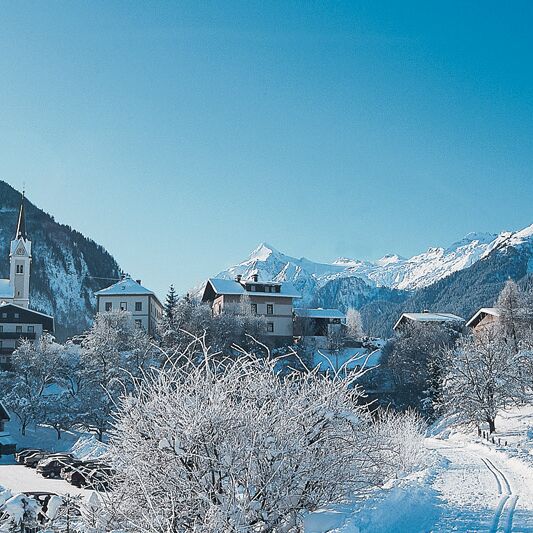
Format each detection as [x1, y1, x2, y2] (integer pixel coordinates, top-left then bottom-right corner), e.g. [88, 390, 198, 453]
[306, 404, 533, 532]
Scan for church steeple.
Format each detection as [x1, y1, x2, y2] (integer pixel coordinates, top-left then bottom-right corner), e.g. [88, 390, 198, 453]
[15, 190, 27, 240]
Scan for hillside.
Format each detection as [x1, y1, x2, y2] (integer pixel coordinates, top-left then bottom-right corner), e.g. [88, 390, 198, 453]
[0, 181, 121, 340]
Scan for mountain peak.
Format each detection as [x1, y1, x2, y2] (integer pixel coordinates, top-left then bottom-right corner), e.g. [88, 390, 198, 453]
[248, 242, 278, 262]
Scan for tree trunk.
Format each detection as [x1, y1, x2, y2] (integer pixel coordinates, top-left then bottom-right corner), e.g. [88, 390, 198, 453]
[488, 417, 496, 433]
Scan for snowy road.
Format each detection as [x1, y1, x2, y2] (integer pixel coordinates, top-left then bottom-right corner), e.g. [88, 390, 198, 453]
[427, 438, 533, 532]
[0, 464, 90, 497]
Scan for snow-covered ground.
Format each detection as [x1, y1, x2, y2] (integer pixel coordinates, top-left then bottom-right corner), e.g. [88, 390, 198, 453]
[306, 404, 533, 532]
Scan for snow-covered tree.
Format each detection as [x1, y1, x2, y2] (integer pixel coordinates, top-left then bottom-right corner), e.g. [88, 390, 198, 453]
[497, 279, 533, 350]
[346, 308, 364, 339]
[90, 339, 428, 532]
[0, 334, 65, 435]
[382, 322, 460, 417]
[439, 328, 529, 433]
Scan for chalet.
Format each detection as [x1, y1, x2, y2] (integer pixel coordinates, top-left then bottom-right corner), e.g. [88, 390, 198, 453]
[293, 308, 346, 337]
[393, 311, 465, 332]
[95, 277, 163, 336]
[466, 307, 500, 333]
[201, 274, 301, 344]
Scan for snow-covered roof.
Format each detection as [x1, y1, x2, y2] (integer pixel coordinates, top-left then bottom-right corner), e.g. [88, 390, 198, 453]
[0, 279, 13, 299]
[0, 302, 54, 320]
[95, 277, 155, 297]
[294, 308, 346, 319]
[393, 312, 465, 330]
[205, 278, 301, 299]
[466, 307, 501, 328]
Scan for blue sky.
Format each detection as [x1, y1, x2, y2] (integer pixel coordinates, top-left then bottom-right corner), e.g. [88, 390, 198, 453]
[1, 2, 532, 296]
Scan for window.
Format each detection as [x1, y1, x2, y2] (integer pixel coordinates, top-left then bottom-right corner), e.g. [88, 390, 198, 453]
[16, 264, 24, 274]
[250, 285, 256, 292]
[267, 322, 274, 333]
[135, 319, 143, 329]
[14, 313, 19, 319]
[16, 326, 22, 333]
[251, 303, 257, 314]
[266, 304, 273, 315]
[27, 326, 34, 333]
[105, 302, 112, 312]
[1, 313, 6, 318]
[264, 286, 271, 293]
[135, 302, 143, 312]
[0, 326, 3, 332]
[120, 302, 128, 311]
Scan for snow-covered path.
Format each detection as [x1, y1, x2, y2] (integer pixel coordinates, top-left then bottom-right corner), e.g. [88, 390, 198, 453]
[427, 438, 533, 532]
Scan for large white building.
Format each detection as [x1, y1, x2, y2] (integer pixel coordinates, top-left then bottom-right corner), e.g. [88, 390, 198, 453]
[95, 277, 163, 336]
[201, 275, 301, 344]
[0, 193, 55, 368]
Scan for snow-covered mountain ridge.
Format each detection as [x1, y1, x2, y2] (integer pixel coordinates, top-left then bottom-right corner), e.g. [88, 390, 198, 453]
[214, 224, 533, 307]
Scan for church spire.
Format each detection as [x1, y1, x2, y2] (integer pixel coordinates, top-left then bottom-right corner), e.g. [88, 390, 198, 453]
[15, 189, 27, 240]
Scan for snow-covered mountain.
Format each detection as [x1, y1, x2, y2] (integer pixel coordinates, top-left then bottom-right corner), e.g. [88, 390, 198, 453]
[213, 225, 533, 312]
[0, 181, 122, 340]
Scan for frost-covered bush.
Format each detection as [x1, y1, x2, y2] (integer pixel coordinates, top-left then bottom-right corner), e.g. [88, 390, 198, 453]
[92, 340, 425, 533]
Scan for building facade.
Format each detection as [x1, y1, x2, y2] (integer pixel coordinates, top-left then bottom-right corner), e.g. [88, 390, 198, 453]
[95, 277, 163, 336]
[0, 193, 55, 368]
[201, 275, 301, 343]
[293, 308, 346, 338]
[466, 307, 501, 334]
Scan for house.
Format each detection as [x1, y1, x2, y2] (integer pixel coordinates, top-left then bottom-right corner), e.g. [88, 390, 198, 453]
[393, 311, 465, 332]
[0, 401, 16, 455]
[0, 192, 55, 368]
[201, 274, 301, 344]
[293, 308, 346, 338]
[466, 307, 500, 333]
[0, 304, 55, 369]
[95, 277, 163, 336]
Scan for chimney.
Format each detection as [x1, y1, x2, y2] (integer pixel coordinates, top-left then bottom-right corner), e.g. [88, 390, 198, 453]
[252, 274, 258, 282]
[136, 279, 142, 285]
[235, 274, 242, 283]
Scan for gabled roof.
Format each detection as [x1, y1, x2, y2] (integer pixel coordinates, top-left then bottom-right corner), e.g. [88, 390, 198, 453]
[0, 302, 54, 320]
[466, 307, 500, 328]
[294, 308, 346, 319]
[95, 277, 155, 297]
[393, 312, 465, 331]
[0, 401, 11, 421]
[203, 278, 301, 301]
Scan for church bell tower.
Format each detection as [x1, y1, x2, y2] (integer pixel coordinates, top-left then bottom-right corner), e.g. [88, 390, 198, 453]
[9, 191, 32, 308]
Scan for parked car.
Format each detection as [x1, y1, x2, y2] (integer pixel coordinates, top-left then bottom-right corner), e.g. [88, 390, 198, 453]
[15, 448, 42, 464]
[64, 464, 94, 487]
[23, 451, 49, 468]
[23, 492, 59, 523]
[26, 451, 71, 468]
[85, 464, 114, 490]
[36, 455, 75, 478]
[59, 460, 85, 479]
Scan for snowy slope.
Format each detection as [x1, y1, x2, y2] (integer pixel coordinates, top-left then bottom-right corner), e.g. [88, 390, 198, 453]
[0, 181, 122, 340]
[211, 224, 533, 310]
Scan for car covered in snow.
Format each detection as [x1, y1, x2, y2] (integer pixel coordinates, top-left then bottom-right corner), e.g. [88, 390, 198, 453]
[14, 448, 42, 464]
[36, 454, 75, 478]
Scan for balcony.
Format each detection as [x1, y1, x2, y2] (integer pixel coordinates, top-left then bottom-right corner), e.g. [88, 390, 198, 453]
[0, 331, 36, 340]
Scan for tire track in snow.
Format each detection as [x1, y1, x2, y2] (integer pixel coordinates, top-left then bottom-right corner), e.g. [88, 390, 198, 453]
[481, 457, 515, 533]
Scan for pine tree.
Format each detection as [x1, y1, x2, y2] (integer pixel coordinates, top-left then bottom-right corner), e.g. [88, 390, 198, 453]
[164, 285, 178, 322]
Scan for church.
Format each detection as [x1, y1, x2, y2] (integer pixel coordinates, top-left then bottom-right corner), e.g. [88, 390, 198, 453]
[0, 193, 54, 368]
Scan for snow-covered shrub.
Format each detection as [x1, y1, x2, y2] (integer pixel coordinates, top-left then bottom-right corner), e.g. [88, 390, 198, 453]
[369, 409, 430, 479]
[92, 340, 423, 532]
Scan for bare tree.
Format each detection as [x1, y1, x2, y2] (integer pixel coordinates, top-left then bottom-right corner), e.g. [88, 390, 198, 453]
[346, 308, 364, 339]
[439, 329, 529, 433]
